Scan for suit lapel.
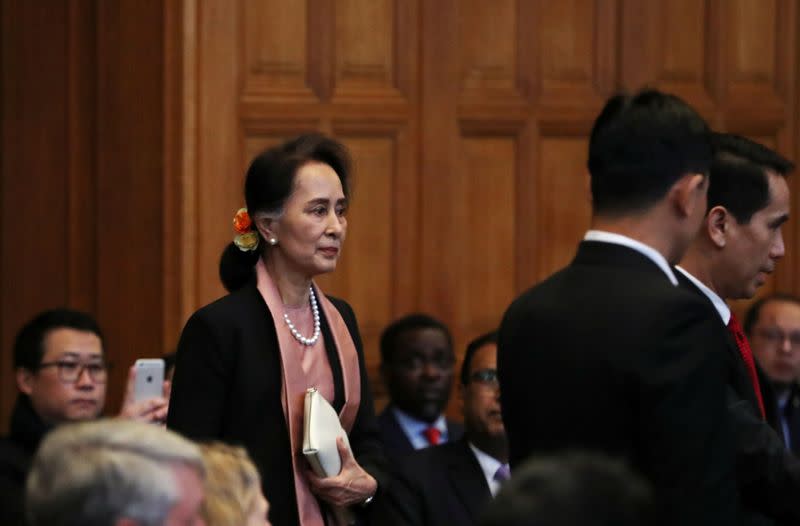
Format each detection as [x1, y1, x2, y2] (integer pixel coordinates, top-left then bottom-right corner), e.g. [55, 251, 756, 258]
[674, 273, 766, 414]
[379, 407, 415, 454]
[444, 441, 492, 522]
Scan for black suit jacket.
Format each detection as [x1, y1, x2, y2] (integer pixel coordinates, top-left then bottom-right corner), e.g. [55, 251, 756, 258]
[377, 405, 464, 463]
[498, 241, 738, 526]
[371, 438, 491, 526]
[782, 383, 800, 454]
[677, 272, 800, 525]
[167, 285, 387, 526]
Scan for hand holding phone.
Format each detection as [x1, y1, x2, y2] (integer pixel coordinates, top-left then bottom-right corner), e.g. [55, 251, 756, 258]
[118, 359, 169, 424]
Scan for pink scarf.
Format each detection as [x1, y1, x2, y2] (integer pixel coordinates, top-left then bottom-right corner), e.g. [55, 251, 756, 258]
[255, 260, 361, 525]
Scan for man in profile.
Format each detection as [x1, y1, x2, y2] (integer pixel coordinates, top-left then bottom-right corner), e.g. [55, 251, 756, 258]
[26, 419, 206, 526]
[378, 314, 463, 461]
[499, 90, 737, 524]
[746, 294, 800, 454]
[374, 331, 506, 525]
[677, 134, 799, 524]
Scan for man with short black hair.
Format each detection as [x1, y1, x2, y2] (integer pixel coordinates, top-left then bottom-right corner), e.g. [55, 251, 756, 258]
[677, 133, 799, 524]
[0, 308, 169, 525]
[374, 331, 506, 526]
[499, 89, 738, 525]
[378, 314, 463, 461]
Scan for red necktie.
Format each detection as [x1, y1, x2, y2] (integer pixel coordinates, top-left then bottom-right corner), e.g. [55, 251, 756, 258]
[422, 426, 441, 446]
[728, 313, 766, 419]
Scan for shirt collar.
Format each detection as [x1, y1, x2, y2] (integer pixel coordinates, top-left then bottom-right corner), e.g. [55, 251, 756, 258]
[392, 407, 447, 440]
[468, 442, 507, 496]
[584, 230, 678, 285]
[674, 266, 730, 324]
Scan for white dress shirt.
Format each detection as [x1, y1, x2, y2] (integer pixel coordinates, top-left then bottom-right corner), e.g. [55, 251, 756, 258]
[584, 230, 678, 285]
[674, 266, 731, 324]
[468, 442, 508, 497]
[392, 407, 449, 449]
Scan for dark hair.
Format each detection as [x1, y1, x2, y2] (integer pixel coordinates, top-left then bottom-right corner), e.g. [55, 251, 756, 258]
[588, 89, 713, 216]
[219, 133, 352, 291]
[13, 309, 104, 371]
[379, 314, 453, 364]
[743, 293, 800, 337]
[480, 452, 654, 526]
[707, 133, 794, 223]
[461, 331, 498, 385]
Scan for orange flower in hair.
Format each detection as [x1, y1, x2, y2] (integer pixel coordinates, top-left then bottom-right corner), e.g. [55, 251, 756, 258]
[233, 208, 252, 234]
[232, 207, 259, 252]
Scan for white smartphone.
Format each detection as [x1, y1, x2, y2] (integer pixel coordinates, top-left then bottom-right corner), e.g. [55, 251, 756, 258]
[133, 359, 165, 402]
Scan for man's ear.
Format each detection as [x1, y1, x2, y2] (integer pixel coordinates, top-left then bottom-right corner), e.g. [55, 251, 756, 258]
[671, 173, 707, 218]
[16, 368, 34, 396]
[707, 206, 729, 248]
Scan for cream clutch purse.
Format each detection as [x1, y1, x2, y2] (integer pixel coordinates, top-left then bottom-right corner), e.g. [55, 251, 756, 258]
[303, 387, 352, 477]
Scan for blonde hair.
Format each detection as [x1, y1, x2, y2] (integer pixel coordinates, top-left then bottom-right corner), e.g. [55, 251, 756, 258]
[200, 442, 263, 526]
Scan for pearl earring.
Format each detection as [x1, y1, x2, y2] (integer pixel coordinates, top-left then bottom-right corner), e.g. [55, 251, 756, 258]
[269, 238, 278, 246]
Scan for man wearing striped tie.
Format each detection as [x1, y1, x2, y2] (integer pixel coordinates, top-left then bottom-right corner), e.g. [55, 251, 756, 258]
[676, 132, 800, 525]
[372, 331, 508, 526]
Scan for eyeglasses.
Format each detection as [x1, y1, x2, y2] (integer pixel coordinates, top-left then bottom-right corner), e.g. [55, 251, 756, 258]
[754, 328, 800, 349]
[469, 368, 499, 387]
[37, 360, 108, 383]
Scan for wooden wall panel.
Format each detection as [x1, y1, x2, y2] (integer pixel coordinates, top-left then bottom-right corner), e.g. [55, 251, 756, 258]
[454, 136, 518, 336]
[1, 0, 72, 427]
[621, 0, 715, 109]
[4, 0, 800, 428]
[534, 136, 591, 283]
[242, 0, 315, 101]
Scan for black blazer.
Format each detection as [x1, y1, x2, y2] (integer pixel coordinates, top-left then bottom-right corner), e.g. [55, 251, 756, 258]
[783, 383, 800, 454]
[678, 273, 800, 525]
[371, 438, 491, 526]
[167, 284, 387, 526]
[498, 241, 738, 526]
[377, 405, 464, 463]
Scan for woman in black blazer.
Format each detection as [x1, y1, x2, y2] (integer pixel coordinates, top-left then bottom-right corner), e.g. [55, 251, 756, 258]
[167, 134, 386, 526]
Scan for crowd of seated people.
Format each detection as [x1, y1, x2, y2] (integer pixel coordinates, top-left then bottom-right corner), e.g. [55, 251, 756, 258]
[3, 88, 800, 526]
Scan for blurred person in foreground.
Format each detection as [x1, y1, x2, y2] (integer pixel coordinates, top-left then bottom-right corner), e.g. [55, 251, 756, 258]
[479, 452, 653, 526]
[200, 442, 271, 526]
[26, 418, 205, 526]
[168, 134, 386, 525]
[498, 89, 738, 525]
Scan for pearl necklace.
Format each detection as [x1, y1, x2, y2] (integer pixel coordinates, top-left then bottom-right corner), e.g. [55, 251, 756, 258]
[283, 286, 321, 346]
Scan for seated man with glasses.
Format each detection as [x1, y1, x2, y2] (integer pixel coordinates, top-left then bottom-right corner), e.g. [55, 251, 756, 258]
[0, 308, 168, 526]
[372, 331, 507, 526]
[746, 294, 800, 455]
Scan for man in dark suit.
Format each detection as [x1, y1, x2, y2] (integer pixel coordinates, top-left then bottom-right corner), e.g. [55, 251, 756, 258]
[498, 90, 738, 525]
[373, 331, 507, 526]
[746, 295, 800, 455]
[677, 134, 799, 524]
[378, 314, 463, 461]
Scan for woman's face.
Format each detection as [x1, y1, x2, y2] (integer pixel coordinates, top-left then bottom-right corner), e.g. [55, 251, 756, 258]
[246, 492, 270, 526]
[262, 161, 348, 278]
